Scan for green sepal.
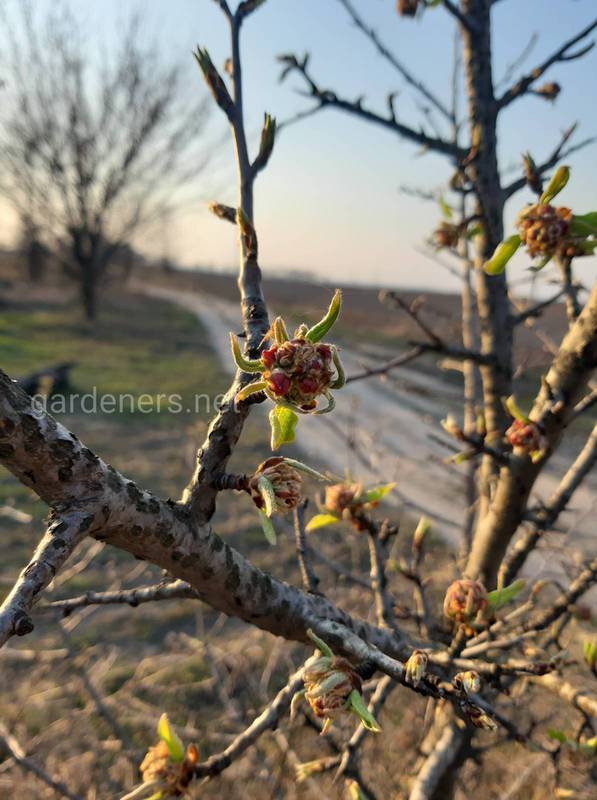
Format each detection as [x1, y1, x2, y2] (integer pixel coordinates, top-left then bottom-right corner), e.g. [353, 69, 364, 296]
[157, 713, 185, 763]
[230, 333, 265, 373]
[257, 475, 277, 517]
[305, 290, 342, 342]
[487, 579, 525, 612]
[305, 513, 340, 532]
[282, 458, 329, 482]
[258, 509, 277, 545]
[347, 689, 381, 733]
[503, 395, 529, 423]
[540, 165, 570, 204]
[306, 628, 334, 658]
[236, 379, 267, 403]
[484, 235, 521, 275]
[330, 347, 345, 389]
[269, 405, 299, 450]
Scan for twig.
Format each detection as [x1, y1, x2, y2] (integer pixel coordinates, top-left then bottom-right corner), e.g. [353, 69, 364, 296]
[513, 288, 566, 325]
[40, 579, 198, 613]
[278, 53, 465, 159]
[530, 673, 597, 718]
[497, 19, 597, 109]
[194, 658, 312, 778]
[346, 346, 426, 383]
[336, 0, 453, 122]
[367, 524, 395, 629]
[0, 722, 82, 800]
[294, 501, 320, 593]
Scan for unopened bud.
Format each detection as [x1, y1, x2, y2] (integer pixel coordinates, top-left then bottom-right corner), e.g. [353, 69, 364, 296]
[405, 650, 428, 687]
[535, 81, 561, 102]
[453, 670, 481, 695]
[412, 516, 431, 552]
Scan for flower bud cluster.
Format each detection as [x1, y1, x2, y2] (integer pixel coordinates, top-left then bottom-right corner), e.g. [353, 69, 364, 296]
[516, 203, 573, 259]
[262, 337, 335, 410]
[443, 579, 488, 625]
[249, 457, 302, 514]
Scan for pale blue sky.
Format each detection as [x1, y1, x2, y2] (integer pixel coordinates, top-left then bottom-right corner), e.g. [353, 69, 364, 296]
[3, 0, 597, 292]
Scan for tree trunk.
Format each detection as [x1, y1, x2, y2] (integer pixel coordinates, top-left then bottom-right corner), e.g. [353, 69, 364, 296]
[461, 0, 513, 583]
[79, 261, 98, 322]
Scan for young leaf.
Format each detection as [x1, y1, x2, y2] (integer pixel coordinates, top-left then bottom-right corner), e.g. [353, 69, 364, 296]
[547, 728, 568, 744]
[157, 713, 185, 763]
[258, 509, 277, 545]
[540, 165, 570, 204]
[484, 235, 521, 275]
[347, 689, 381, 733]
[439, 194, 453, 220]
[487, 579, 525, 612]
[269, 405, 299, 450]
[569, 212, 597, 237]
[305, 290, 342, 342]
[305, 513, 340, 532]
[361, 483, 396, 504]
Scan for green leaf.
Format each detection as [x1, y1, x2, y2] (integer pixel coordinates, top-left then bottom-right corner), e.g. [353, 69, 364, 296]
[305, 513, 340, 532]
[569, 212, 597, 237]
[305, 290, 342, 342]
[547, 728, 568, 744]
[269, 405, 298, 450]
[487, 579, 525, 612]
[258, 509, 277, 544]
[145, 792, 165, 800]
[582, 640, 597, 668]
[361, 483, 396, 504]
[540, 165, 570, 204]
[439, 194, 453, 220]
[157, 713, 185, 762]
[484, 235, 521, 275]
[347, 689, 381, 733]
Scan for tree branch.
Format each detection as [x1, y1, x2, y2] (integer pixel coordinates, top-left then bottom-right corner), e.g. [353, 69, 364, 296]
[465, 283, 597, 586]
[497, 19, 597, 109]
[0, 508, 100, 646]
[336, 0, 453, 122]
[499, 423, 597, 584]
[278, 54, 465, 159]
[0, 723, 81, 800]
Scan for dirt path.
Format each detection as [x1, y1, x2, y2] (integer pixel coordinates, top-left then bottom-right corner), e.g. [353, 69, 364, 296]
[138, 284, 596, 588]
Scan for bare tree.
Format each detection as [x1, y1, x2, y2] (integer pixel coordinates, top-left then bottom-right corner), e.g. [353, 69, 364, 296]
[0, 2, 596, 800]
[0, 2, 211, 320]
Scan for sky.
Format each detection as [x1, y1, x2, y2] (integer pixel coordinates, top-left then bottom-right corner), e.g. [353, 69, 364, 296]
[2, 0, 597, 294]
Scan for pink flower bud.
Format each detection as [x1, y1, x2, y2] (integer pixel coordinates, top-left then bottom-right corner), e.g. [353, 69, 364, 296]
[506, 419, 544, 453]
